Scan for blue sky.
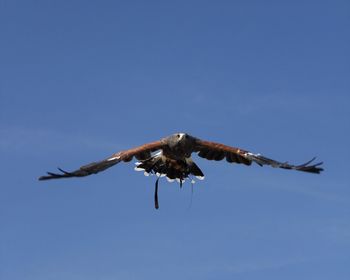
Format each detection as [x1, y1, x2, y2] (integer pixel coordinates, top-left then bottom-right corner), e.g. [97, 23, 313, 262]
[1, 0, 349, 279]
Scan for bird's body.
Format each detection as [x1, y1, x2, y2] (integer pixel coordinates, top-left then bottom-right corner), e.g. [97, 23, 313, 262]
[39, 132, 323, 209]
[134, 133, 204, 184]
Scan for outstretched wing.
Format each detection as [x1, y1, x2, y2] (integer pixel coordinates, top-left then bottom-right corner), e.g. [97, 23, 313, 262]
[38, 140, 165, 180]
[194, 139, 323, 174]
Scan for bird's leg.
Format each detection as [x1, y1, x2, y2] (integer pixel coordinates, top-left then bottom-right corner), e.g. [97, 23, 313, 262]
[154, 177, 160, 209]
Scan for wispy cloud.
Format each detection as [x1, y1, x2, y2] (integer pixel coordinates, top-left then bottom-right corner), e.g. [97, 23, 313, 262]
[219, 174, 350, 203]
[320, 218, 350, 245]
[189, 90, 347, 117]
[0, 125, 123, 155]
[220, 256, 311, 274]
[261, 180, 350, 203]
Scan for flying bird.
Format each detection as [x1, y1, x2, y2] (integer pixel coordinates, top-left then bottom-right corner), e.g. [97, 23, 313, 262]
[39, 133, 323, 209]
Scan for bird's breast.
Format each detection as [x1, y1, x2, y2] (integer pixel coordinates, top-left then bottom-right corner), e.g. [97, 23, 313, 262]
[163, 147, 188, 160]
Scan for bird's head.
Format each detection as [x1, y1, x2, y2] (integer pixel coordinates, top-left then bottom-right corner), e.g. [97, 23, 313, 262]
[166, 132, 195, 148]
[175, 132, 186, 140]
[175, 132, 189, 142]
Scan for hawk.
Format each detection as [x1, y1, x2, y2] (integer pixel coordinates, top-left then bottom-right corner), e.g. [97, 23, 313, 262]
[39, 133, 323, 209]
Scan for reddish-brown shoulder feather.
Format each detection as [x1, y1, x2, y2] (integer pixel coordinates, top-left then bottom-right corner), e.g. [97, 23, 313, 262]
[194, 139, 252, 165]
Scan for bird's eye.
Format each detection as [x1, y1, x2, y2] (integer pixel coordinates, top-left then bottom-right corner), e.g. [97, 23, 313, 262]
[177, 134, 180, 138]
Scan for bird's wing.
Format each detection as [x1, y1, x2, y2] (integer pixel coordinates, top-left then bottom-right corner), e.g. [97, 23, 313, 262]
[194, 139, 323, 174]
[38, 140, 165, 180]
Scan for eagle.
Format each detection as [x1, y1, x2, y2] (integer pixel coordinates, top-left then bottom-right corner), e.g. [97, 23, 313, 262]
[39, 132, 323, 209]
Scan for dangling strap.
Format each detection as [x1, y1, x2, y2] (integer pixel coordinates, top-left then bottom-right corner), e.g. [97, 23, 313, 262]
[187, 178, 194, 210]
[154, 177, 160, 209]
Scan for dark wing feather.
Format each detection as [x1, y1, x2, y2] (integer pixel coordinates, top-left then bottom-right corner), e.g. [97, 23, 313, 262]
[38, 140, 164, 180]
[194, 139, 323, 174]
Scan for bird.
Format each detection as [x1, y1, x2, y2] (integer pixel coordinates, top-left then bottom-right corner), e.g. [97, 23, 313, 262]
[39, 132, 323, 209]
